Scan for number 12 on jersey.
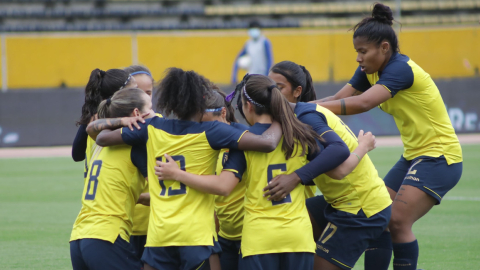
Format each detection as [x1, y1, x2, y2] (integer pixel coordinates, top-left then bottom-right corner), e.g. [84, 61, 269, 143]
[156, 155, 188, 196]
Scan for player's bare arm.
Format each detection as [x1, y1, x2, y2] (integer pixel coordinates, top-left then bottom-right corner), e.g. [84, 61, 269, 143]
[313, 84, 391, 115]
[237, 121, 282, 152]
[325, 130, 376, 180]
[155, 154, 238, 196]
[310, 84, 359, 104]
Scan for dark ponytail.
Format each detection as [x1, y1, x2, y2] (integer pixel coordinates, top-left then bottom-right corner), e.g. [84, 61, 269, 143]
[156, 67, 210, 121]
[97, 88, 147, 119]
[242, 75, 320, 159]
[77, 68, 131, 125]
[352, 3, 399, 53]
[206, 86, 237, 123]
[270, 61, 316, 102]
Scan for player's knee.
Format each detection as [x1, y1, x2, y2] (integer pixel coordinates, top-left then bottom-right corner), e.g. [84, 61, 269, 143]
[388, 213, 412, 235]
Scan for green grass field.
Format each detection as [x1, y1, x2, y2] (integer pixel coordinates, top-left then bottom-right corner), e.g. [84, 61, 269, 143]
[0, 145, 479, 269]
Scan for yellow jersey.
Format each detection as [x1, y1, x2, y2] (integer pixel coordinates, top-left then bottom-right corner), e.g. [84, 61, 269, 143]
[214, 122, 249, 241]
[295, 102, 392, 217]
[131, 181, 149, 236]
[121, 117, 247, 247]
[131, 112, 162, 236]
[224, 123, 315, 257]
[83, 135, 96, 180]
[70, 143, 146, 244]
[348, 53, 462, 164]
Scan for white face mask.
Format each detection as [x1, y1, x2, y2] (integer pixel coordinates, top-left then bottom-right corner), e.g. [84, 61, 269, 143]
[248, 28, 261, 39]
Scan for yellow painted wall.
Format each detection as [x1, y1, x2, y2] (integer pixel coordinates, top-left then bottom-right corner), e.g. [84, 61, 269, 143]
[268, 31, 332, 82]
[3, 27, 480, 89]
[137, 33, 246, 84]
[6, 35, 131, 88]
[399, 28, 479, 78]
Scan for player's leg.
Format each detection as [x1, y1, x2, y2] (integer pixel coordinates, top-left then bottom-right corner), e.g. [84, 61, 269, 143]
[314, 255, 343, 270]
[315, 205, 391, 270]
[389, 156, 462, 270]
[218, 235, 241, 270]
[306, 195, 329, 240]
[208, 254, 221, 270]
[281, 252, 314, 270]
[70, 240, 89, 270]
[364, 155, 410, 270]
[389, 185, 434, 270]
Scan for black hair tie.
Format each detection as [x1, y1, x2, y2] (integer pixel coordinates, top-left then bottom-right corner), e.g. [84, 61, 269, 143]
[106, 98, 112, 105]
[99, 70, 106, 77]
[268, 85, 276, 91]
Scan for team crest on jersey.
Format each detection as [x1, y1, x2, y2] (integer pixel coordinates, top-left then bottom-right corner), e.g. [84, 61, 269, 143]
[222, 151, 229, 166]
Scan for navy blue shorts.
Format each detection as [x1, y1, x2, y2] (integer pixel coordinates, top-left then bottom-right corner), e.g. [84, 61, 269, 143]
[70, 236, 142, 270]
[141, 240, 222, 270]
[218, 235, 241, 270]
[130, 235, 147, 261]
[306, 195, 329, 230]
[239, 252, 314, 270]
[316, 205, 391, 270]
[384, 155, 462, 204]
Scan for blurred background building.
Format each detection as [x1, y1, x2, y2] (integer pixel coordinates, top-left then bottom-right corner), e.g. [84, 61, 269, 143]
[0, 0, 479, 147]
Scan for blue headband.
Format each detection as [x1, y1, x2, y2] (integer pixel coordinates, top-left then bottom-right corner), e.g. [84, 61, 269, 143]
[130, 71, 152, 77]
[205, 107, 224, 112]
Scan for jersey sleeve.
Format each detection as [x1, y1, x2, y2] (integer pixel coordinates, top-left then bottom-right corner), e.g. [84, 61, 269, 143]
[295, 111, 350, 185]
[377, 61, 414, 97]
[297, 110, 331, 136]
[222, 148, 246, 181]
[121, 119, 150, 146]
[348, 66, 371, 92]
[205, 122, 248, 150]
[131, 145, 148, 178]
[72, 124, 88, 162]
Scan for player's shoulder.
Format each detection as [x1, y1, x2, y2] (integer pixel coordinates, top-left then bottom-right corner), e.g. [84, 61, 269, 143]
[294, 102, 317, 117]
[247, 123, 270, 135]
[383, 53, 413, 74]
[230, 122, 249, 131]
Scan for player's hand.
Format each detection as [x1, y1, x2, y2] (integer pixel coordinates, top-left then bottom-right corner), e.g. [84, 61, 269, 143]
[357, 130, 376, 152]
[263, 172, 301, 201]
[120, 112, 150, 131]
[155, 154, 180, 181]
[137, 193, 150, 206]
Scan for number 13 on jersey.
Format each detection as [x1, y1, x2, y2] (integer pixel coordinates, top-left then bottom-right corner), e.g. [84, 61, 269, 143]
[156, 155, 188, 196]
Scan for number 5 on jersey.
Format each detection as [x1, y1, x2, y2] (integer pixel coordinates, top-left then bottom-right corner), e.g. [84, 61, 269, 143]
[267, 164, 292, 206]
[156, 155, 187, 196]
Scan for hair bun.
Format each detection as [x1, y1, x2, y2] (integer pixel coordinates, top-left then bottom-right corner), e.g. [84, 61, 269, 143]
[372, 3, 394, 26]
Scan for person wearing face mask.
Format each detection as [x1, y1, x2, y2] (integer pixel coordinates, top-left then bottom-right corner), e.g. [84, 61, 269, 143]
[231, 21, 273, 85]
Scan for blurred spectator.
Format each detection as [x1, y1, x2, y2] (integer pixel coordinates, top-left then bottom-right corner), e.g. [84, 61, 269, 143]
[231, 21, 273, 84]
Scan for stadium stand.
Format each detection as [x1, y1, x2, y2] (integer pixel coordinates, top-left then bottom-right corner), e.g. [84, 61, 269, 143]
[0, 0, 479, 31]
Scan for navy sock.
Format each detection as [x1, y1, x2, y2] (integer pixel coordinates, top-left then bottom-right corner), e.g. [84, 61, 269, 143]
[364, 231, 393, 270]
[392, 240, 419, 270]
